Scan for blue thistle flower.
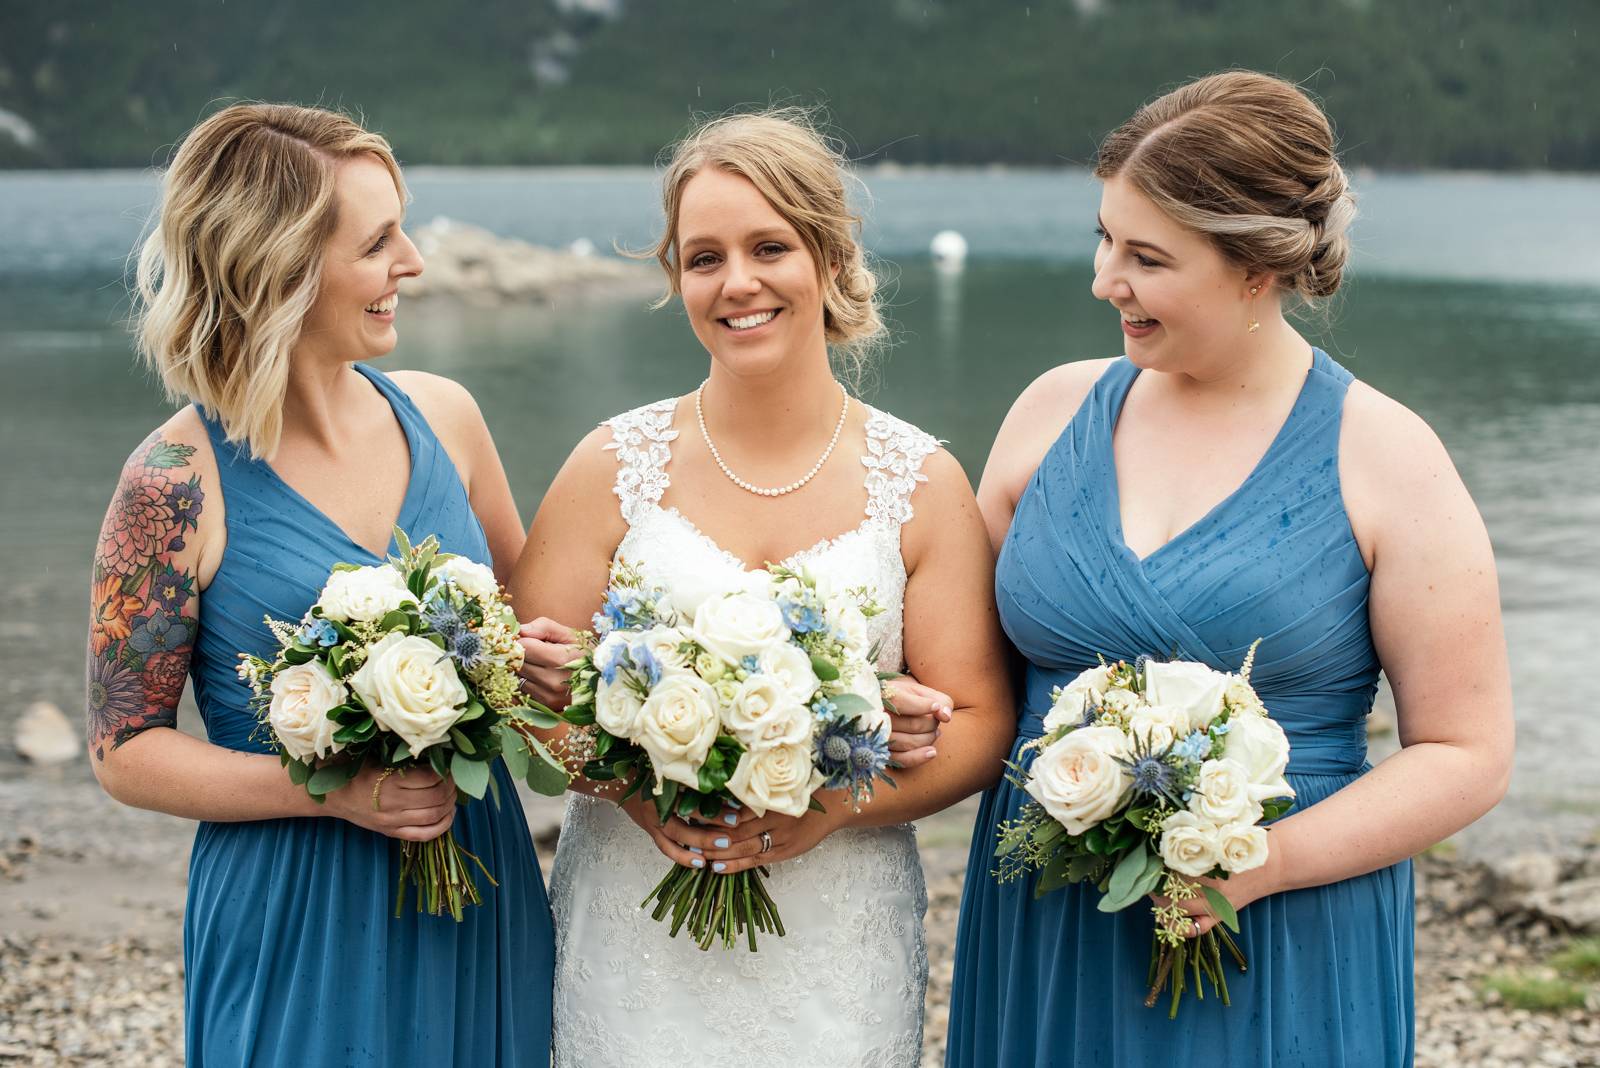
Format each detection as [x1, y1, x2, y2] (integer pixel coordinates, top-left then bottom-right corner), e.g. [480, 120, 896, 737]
[424, 598, 466, 642]
[815, 719, 892, 797]
[1126, 755, 1174, 798]
[449, 629, 485, 669]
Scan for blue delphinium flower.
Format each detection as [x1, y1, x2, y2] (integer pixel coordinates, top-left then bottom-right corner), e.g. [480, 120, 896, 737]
[298, 618, 340, 648]
[740, 655, 760, 674]
[595, 634, 629, 684]
[594, 588, 650, 634]
[1172, 730, 1211, 763]
[779, 598, 825, 634]
[811, 696, 838, 721]
[631, 641, 664, 686]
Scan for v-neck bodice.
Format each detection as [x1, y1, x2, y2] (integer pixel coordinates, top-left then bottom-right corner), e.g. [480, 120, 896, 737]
[995, 349, 1379, 777]
[192, 363, 486, 751]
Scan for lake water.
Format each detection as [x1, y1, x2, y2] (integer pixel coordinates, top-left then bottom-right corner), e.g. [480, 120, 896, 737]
[2, 168, 1597, 851]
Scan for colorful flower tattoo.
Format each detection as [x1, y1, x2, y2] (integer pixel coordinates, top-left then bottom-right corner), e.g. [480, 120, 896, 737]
[87, 433, 203, 761]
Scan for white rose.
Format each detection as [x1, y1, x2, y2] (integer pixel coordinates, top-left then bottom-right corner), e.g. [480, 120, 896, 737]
[1100, 687, 1140, 716]
[667, 567, 773, 621]
[349, 631, 468, 754]
[1222, 712, 1295, 802]
[756, 642, 820, 705]
[1191, 758, 1262, 825]
[824, 595, 871, 661]
[1159, 810, 1224, 877]
[635, 673, 721, 790]
[268, 661, 348, 761]
[1144, 660, 1228, 730]
[594, 676, 646, 739]
[316, 565, 414, 623]
[1217, 822, 1271, 873]
[1127, 703, 1189, 752]
[723, 675, 810, 748]
[1023, 726, 1131, 836]
[691, 592, 789, 665]
[637, 626, 694, 673]
[727, 741, 824, 818]
[1045, 664, 1117, 729]
[434, 556, 499, 601]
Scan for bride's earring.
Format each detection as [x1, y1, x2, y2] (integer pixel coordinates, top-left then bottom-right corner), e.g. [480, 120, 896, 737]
[1247, 284, 1262, 334]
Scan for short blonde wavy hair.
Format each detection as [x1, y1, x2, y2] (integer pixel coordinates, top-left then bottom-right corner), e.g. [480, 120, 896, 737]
[1095, 71, 1356, 304]
[643, 108, 884, 381]
[133, 103, 406, 459]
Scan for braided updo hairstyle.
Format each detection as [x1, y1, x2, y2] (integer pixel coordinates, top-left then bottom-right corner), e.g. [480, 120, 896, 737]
[645, 108, 884, 380]
[1094, 71, 1356, 302]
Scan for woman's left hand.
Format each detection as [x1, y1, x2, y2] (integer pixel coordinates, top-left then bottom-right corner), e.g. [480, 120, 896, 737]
[1150, 851, 1284, 937]
[676, 796, 849, 876]
[883, 675, 953, 770]
[516, 617, 581, 710]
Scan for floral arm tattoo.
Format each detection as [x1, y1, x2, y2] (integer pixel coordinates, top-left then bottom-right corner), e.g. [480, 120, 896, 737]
[87, 432, 204, 762]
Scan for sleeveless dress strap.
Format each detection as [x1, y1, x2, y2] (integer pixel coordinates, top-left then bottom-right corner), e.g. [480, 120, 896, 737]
[602, 399, 679, 524]
[861, 405, 941, 528]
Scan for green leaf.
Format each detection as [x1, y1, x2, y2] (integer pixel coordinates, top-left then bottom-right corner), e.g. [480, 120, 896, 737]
[593, 731, 614, 759]
[808, 795, 827, 813]
[485, 768, 502, 808]
[393, 527, 413, 558]
[450, 752, 491, 800]
[1036, 851, 1075, 895]
[1106, 846, 1151, 902]
[653, 780, 680, 824]
[428, 745, 450, 779]
[1099, 849, 1161, 912]
[675, 791, 699, 820]
[828, 693, 873, 720]
[306, 761, 359, 796]
[1202, 885, 1241, 934]
[499, 731, 530, 780]
[521, 736, 571, 797]
[286, 759, 313, 786]
[809, 655, 840, 682]
[282, 646, 316, 666]
[391, 740, 413, 763]
[449, 727, 477, 755]
[1067, 854, 1103, 883]
[510, 705, 561, 729]
[378, 609, 411, 634]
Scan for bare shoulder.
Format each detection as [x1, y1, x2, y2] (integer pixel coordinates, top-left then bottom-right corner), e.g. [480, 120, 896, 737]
[903, 445, 986, 566]
[982, 357, 1118, 501]
[388, 369, 482, 434]
[1339, 379, 1476, 562]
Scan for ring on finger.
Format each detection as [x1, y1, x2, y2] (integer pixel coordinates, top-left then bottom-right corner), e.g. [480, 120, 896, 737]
[759, 830, 773, 855]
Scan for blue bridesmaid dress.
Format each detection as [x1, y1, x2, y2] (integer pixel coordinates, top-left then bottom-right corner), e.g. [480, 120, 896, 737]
[946, 350, 1413, 1067]
[185, 363, 553, 1066]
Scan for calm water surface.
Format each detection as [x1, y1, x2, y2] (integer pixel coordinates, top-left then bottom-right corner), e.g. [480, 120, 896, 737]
[2, 169, 1597, 850]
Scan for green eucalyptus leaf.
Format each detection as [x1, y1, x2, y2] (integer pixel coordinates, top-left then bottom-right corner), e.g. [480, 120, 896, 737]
[286, 759, 313, 786]
[378, 609, 411, 634]
[450, 752, 490, 800]
[521, 736, 570, 797]
[1202, 885, 1241, 933]
[306, 761, 359, 796]
[828, 693, 872, 720]
[809, 655, 840, 682]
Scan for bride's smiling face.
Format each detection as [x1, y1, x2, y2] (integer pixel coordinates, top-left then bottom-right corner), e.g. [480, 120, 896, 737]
[676, 167, 830, 377]
[1091, 173, 1255, 374]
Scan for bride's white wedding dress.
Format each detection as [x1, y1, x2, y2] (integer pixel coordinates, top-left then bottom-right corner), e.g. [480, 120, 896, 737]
[548, 397, 940, 1067]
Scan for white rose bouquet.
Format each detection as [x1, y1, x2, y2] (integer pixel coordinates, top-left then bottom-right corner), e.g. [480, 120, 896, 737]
[238, 529, 570, 921]
[995, 643, 1294, 1016]
[560, 558, 895, 951]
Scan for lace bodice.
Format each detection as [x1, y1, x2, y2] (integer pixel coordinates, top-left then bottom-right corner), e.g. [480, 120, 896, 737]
[548, 395, 940, 1068]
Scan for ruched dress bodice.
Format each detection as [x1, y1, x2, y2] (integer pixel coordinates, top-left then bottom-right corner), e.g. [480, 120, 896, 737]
[184, 363, 553, 1067]
[946, 351, 1414, 1067]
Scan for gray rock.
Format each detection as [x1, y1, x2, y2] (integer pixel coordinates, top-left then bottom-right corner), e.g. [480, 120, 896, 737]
[1522, 876, 1600, 932]
[14, 701, 79, 765]
[1487, 851, 1565, 897]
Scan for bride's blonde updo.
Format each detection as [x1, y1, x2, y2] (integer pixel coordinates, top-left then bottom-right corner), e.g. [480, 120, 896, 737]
[644, 108, 884, 379]
[1094, 71, 1356, 302]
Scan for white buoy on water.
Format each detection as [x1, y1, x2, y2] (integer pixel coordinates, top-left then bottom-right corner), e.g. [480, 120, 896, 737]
[930, 229, 968, 271]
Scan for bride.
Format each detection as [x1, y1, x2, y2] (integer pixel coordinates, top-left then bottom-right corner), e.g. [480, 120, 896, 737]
[509, 110, 1013, 1066]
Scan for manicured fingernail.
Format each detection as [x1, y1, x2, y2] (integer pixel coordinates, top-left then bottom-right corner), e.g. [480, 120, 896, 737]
[691, 857, 705, 868]
[714, 836, 730, 849]
[723, 813, 738, 826]
[689, 846, 703, 854]
[713, 862, 727, 873]
[925, 748, 938, 759]
[727, 799, 742, 809]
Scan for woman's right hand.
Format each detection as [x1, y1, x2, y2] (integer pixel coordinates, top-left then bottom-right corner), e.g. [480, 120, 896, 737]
[518, 617, 582, 710]
[325, 764, 458, 841]
[617, 789, 750, 870]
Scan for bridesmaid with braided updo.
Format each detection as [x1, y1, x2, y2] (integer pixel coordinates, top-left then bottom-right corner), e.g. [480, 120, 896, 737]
[946, 72, 1513, 1067]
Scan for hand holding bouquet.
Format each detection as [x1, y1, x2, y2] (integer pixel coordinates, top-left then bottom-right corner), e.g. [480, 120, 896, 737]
[560, 559, 896, 951]
[239, 529, 570, 921]
[996, 644, 1294, 1015]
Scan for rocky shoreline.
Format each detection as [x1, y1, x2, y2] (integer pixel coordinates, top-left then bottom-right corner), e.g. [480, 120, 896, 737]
[1, 772, 1595, 1067]
[398, 218, 658, 305]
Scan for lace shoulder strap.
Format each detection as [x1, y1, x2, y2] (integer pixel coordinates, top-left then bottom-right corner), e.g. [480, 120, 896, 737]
[860, 405, 942, 528]
[601, 398, 678, 524]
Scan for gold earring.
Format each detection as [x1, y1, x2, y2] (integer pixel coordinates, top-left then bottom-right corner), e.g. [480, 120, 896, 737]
[1247, 285, 1261, 334]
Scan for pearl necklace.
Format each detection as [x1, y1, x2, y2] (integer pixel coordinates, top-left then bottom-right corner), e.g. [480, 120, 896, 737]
[695, 379, 850, 497]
